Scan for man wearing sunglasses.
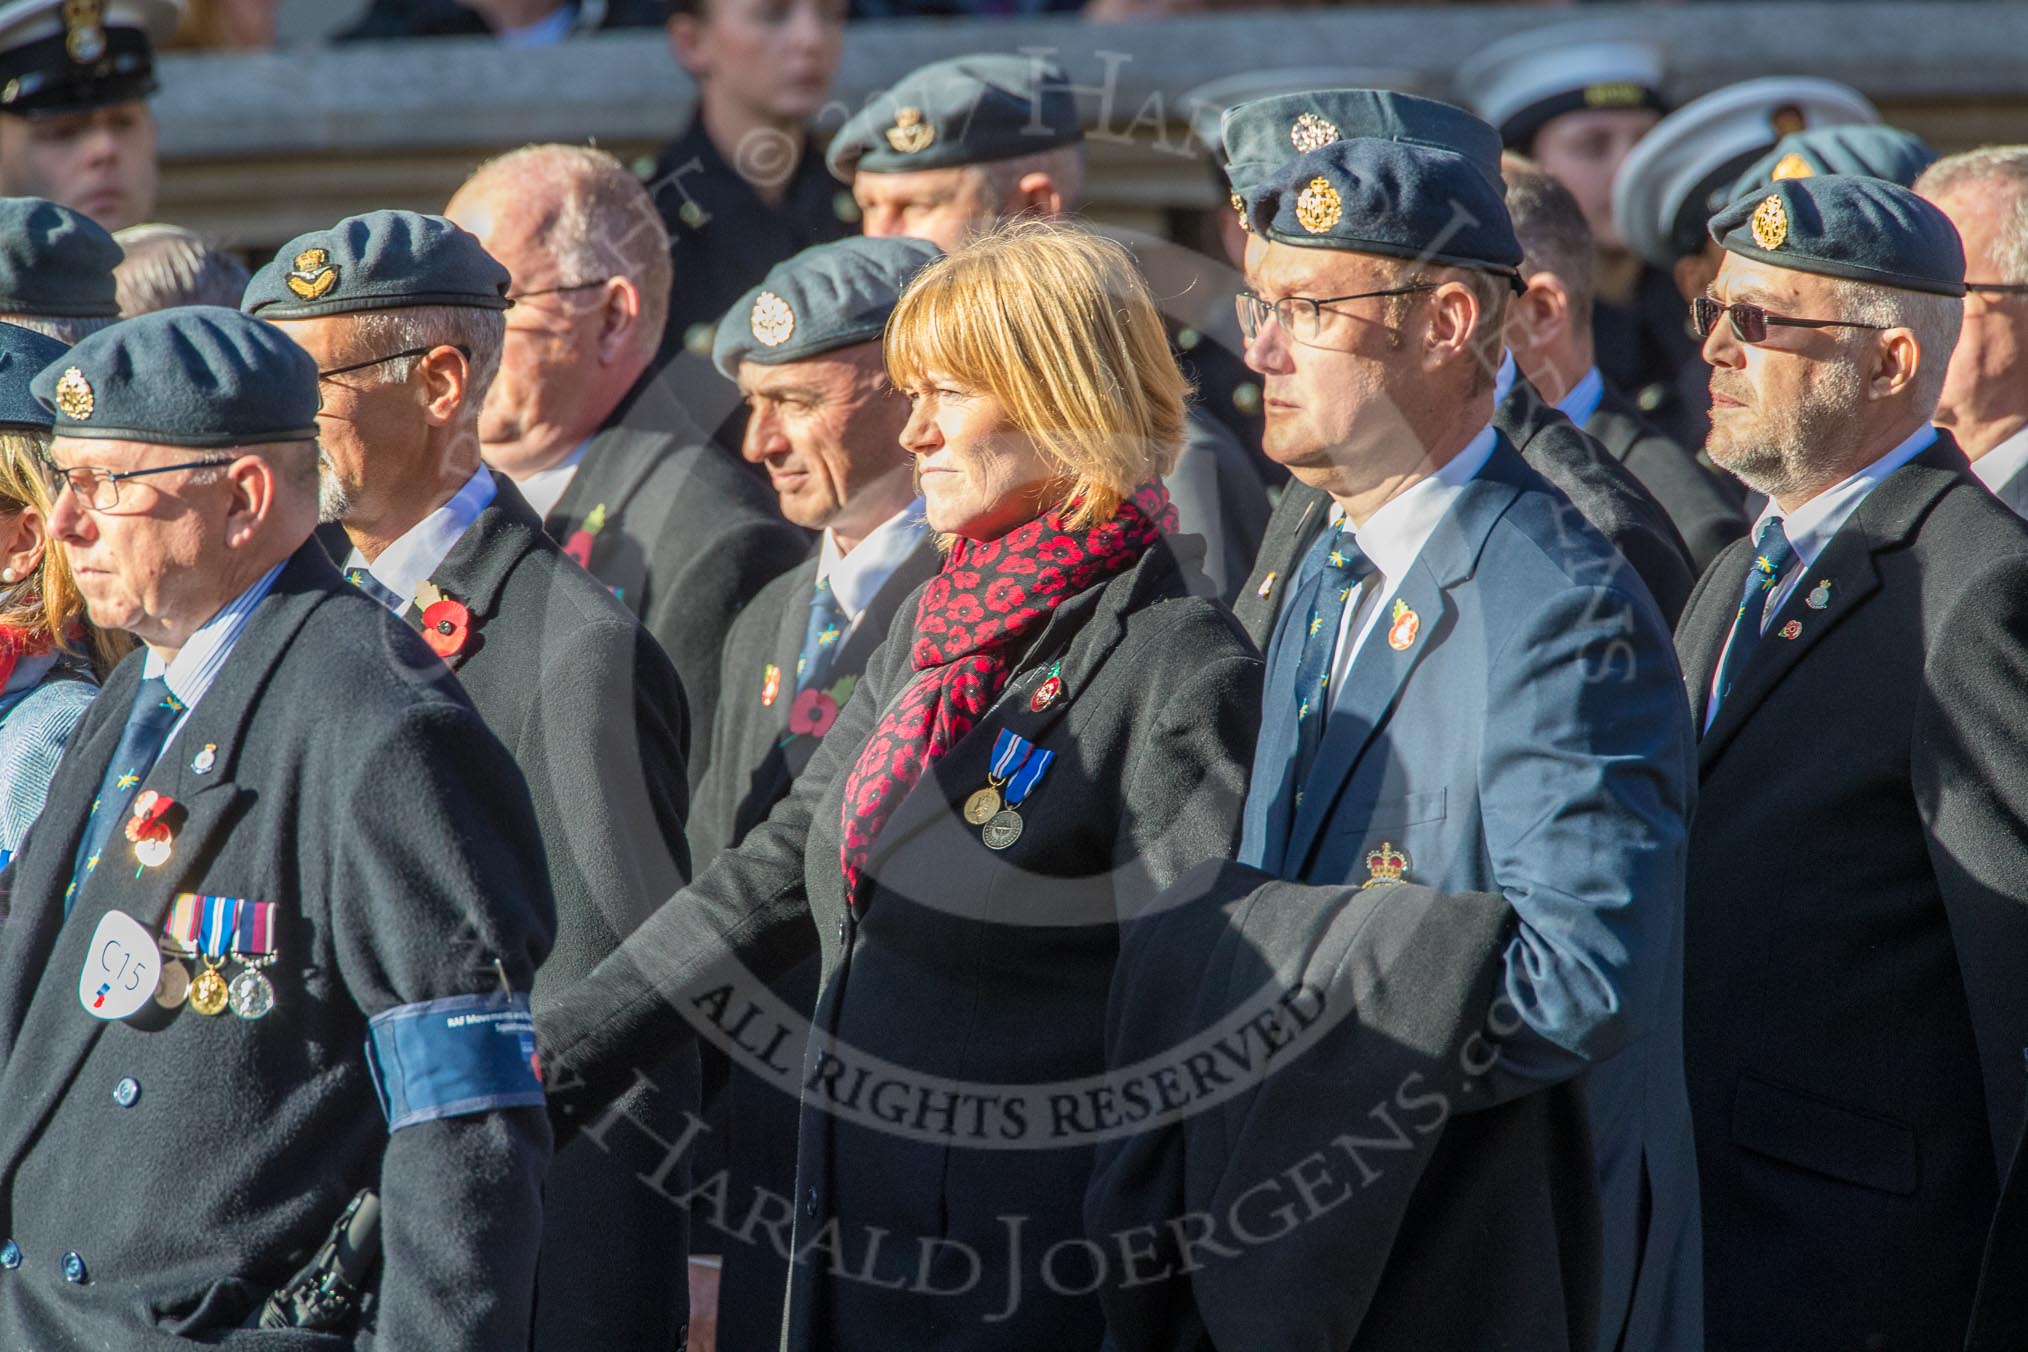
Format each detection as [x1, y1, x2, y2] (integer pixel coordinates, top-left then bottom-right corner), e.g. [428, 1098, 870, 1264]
[1918, 146, 2028, 516]
[1229, 133, 1696, 1352]
[0, 307, 554, 1350]
[244, 210, 697, 1352]
[1676, 173, 2028, 1352]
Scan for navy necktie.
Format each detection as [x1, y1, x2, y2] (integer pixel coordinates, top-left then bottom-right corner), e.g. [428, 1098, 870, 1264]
[66, 675, 184, 918]
[1710, 517, 1799, 722]
[1281, 522, 1377, 793]
[346, 565, 406, 615]
[796, 577, 846, 692]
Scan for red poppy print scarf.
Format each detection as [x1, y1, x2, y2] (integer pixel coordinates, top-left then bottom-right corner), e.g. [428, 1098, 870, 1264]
[838, 482, 1177, 902]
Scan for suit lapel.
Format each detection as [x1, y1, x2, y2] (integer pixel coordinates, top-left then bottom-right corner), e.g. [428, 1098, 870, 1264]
[1676, 540, 1752, 732]
[547, 371, 704, 553]
[1694, 442, 1963, 770]
[427, 474, 543, 675]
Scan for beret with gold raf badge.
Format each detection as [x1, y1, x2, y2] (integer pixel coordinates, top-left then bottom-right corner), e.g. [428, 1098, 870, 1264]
[713, 234, 942, 379]
[826, 52, 1083, 181]
[1219, 88, 1504, 202]
[0, 195, 120, 317]
[242, 209, 512, 320]
[0, 0, 177, 118]
[30, 305, 321, 447]
[1725, 124, 1938, 204]
[1247, 136, 1524, 281]
[0, 320, 65, 430]
[1708, 174, 1967, 298]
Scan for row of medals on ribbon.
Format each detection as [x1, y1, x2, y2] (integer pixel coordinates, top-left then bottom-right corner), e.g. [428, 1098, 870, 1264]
[152, 936, 277, 1019]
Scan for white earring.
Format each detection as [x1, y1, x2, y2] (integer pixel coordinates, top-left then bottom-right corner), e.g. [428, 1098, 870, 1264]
[1, 568, 16, 583]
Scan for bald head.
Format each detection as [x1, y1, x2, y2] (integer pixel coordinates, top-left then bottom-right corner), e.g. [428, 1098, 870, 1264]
[446, 144, 674, 476]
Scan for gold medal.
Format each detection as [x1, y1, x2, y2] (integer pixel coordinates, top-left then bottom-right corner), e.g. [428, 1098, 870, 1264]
[189, 964, 230, 1016]
[982, 809, 1024, 851]
[964, 787, 1002, 826]
[154, 959, 190, 1009]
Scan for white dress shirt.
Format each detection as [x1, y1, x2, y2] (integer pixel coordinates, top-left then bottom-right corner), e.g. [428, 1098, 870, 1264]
[342, 466, 497, 615]
[817, 499, 930, 638]
[511, 440, 590, 521]
[1704, 424, 1938, 726]
[142, 560, 286, 753]
[1969, 424, 2028, 497]
[1557, 366, 1605, 428]
[1324, 422, 1499, 710]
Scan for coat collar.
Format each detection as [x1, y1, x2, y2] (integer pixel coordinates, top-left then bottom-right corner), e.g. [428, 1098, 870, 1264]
[547, 368, 711, 538]
[423, 473, 551, 672]
[0, 541, 343, 1172]
[1690, 434, 1970, 768]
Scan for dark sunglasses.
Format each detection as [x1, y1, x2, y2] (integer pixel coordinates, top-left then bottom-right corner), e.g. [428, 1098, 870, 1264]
[1692, 296, 1885, 345]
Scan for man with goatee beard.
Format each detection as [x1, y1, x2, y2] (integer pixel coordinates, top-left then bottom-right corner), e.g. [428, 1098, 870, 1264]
[1675, 173, 2028, 1352]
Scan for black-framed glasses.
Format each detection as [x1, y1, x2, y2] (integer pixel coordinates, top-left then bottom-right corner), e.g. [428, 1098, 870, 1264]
[1692, 296, 1886, 345]
[316, 344, 471, 383]
[47, 456, 233, 511]
[1236, 284, 1440, 342]
[1966, 281, 2028, 296]
[505, 279, 611, 304]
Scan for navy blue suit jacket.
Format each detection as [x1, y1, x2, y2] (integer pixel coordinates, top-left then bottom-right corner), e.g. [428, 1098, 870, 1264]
[1241, 435, 1702, 1352]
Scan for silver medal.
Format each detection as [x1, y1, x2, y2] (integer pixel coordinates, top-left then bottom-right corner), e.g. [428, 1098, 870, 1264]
[227, 967, 275, 1020]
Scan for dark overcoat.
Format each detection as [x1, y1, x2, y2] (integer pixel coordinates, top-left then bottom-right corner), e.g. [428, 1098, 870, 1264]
[0, 545, 554, 1350]
[1584, 378, 1747, 573]
[540, 536, 1263, 1351]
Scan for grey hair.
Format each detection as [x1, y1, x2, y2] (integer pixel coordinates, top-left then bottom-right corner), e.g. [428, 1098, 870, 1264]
[1826, 277, 1964, 416]
[1502, 164, 1596, 334]
[346, 304, 507, 429]
[0, 312, 114, 344]
[975, 142, 1089, 215]
[111, 224, 253, 315]
[466, 143, 673, 358]
[1916, 145, 2028, 283]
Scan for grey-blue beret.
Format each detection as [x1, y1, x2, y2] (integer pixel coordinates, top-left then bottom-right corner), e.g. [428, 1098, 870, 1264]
[0, 321, 66, 429]
[714, 235, 941, 379]
[32, 306, 320, 447]
[1709, 175, 1966, 298]
[1248, 138, 1524, 276]
[1726, 125, 1937, 203]
[1220, 90, 1503, 201]
[826, 54, 1083, 181]
[0, 197, 121, 318]
[242, 210, 511, 320]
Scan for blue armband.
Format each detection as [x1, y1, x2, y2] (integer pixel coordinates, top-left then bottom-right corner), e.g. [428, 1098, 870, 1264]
[363, 992, 546, 1132]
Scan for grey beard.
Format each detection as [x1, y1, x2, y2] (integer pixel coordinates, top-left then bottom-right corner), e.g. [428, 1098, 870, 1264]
[317, 461, 351, 525]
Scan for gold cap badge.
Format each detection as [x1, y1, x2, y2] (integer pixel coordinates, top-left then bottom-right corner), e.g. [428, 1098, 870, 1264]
[1583, 81, 1645, 109]
[285, 248, 340, 301]
[885, 107, 936, 155]
[1750, 194, 1789, 251]
[62, 0, 105, 64]
[1295, 177, 1342, 235]
[1771, 152, 1814, 182]
[750, 291, 795, 347]
[54, 367, 92, 421]
[1229, 191, 1250, 234]
[1289, 112, 1341, 154]
[1361, 841, 1408, 890]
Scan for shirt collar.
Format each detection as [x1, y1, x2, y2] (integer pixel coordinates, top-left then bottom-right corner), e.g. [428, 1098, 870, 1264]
[1329, 421, 1499, 580]
[818, 499, 929, 622]
[1557, 367, 1605, 428]
[143, 560, 287, 712]
[1493, 350, 1517, 407]
[344, 466, 497, 613]
[1753, 424, 1939, 569]
[496, 3, 577, 45]
[507, 439, 590, 521]
[1969, 424, 2028, 494]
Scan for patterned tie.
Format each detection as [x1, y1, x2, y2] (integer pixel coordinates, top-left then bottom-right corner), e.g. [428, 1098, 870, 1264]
[66, 675, 184, 918]
[1282, 522, 1377, 792]
[796, 576, 847, 692]
[1710, 516, 1799, 722]
[346, 565, 406, 615]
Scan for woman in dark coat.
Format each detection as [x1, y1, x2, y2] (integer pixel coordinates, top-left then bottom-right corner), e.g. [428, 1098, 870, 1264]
[539, 220, 1262, 1350]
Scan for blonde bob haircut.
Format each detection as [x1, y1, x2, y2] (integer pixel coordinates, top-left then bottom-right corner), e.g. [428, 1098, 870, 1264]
[885, 219, 1189, 531]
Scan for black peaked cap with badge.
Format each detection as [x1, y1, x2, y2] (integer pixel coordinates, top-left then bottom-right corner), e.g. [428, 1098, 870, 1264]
[1709, 174, 1967, 297]
[0, 320, 66, 428]
[1725, 124, 1938, 204]
[31, 304, 319, 447]
[827, 53, 1082, 180]
[1247, 136, 1524, 277]
[243, 209, 512, 319]
[1221, 89, 1504, 200]
[0, 196, 120, 317]
[0, 0, 179, 118]
[713, 234, 941, 379]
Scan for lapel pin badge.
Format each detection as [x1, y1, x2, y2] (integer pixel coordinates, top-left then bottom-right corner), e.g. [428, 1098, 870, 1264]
[190, 743, 216, 775]
[760, 663, 782, 708]
[1029, 675, 1064, 712]
[1362, 841, 1409, 889]
[1806, 579, 1832, 610]
[1256, 570, 1277, 600]
[1387, 598, 1419, 651]
[1779, 620, 1803, 640]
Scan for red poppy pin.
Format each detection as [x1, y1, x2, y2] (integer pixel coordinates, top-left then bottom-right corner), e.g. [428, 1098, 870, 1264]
[415, 580, 472, 659]
[126, 790, 179, 869]
[789, 689, 839, 738]
[562, 502, 608, 569]
[1386, 598, 1419, 651]
[760, 663, 782, 707]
